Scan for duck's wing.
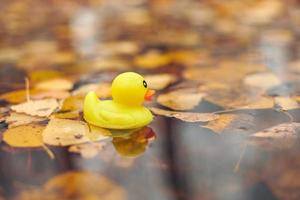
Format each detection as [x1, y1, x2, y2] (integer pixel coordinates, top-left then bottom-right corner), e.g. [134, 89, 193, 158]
[97, 109, 136, 129]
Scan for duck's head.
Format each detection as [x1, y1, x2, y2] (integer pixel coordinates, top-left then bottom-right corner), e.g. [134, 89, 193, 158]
[111, 72, 155, 107]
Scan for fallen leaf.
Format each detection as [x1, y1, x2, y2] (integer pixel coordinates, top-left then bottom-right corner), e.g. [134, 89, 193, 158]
[42, 118, 109, 146]
[134, 51, 171, 69]
[244, 72, 282, 90]
[51, 111, 81, 120]
[157, 89, 205, 110]
[144, 74, 177, 90]
[5, 112, 45, 128]
[60, 95, 84, 112]
[274, 96, 299, 110]
[17, 171, 127, 200]
[31, 90, 70, 100]
[0, 89, 41, 104]
[68, 143, 106, 158]
[248, 123, 300, 148]
[11, 99, 59, 117]
[3, 124, 44, 147]
[203, 114, 237, 133]
[150, 107, 218, 122]
[72, 83, 111, 98]
[203, 113, 255, 134]
[35, 78, 73, 91]
[29, 70, 63, 83]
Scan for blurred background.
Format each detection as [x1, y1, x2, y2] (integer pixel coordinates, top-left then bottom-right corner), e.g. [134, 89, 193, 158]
[1, 0, 300, 200]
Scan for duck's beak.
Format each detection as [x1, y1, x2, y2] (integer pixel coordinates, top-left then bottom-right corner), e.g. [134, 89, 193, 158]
[144, 89, 155, 101]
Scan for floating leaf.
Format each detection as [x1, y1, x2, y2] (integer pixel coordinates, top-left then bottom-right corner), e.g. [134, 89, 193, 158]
[244, 72, 282, 90]
[203, 113, 254, 134]
[35, 78, 73, 91]
[32, 90, 70, 100]
[248, 123, 300, 148]
[42, 119, 109, 146]
[72, 83, 111, 98]
[0, 89, 40, 104]
[51, 111, 81, 120]
[11, 99, 59, 117]
[3, 125, 44, 148]
[17, 171, 126, 200]
[274, 96, 299, 110]
[5, 112, 45, 128]
[60, 95, 84, 112]
[157, 89, 205, 110]
[144, 74, 177, 90]
[150, 107, 218, 122]
[29, 70, 63, 83]
[68, 143, 106, 158]
[134, 51, 171, 69]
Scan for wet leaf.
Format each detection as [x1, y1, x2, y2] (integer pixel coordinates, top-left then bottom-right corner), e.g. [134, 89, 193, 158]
[42, 118, 109, 146]
[3, 124, 44, 148]
[29, 70, 63, 83]
[144, 74, 177, 90]
[51, 111, 81, 120]
[5, 112, 45, 128]
[248, 123, 300, 148]
[11, 99, 59, 117]
[68, 143, 106, 158]
[157, 89, 205, 110]
[72, 83, 111, 98]
[31, 90, 70, 100]
[0, 89, 40, 104]
[150, 107, 218, 122]
[244, 72, 282, 90]
[17, 171, 127, 200]
[134, 51, 171, 69]
[274, 96, 299, 110]
[35, 78, 73, 91]
[60, 95, 84, 112]
[203, 114, 237, 133]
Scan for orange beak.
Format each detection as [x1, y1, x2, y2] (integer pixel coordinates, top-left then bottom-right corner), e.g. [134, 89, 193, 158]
[144, 89, 155, 101]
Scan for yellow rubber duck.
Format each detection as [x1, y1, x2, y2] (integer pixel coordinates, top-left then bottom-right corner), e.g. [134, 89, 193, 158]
[83, 72, 155, 129]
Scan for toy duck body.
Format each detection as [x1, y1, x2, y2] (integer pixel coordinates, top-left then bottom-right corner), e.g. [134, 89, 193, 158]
[83, 72, 154, 129]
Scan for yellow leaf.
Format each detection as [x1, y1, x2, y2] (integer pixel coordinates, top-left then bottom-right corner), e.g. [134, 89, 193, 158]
[72, 83, 111, 98]
[11, 99, 59, 117]
[150, 107, 219, 122]
[42, 119, 109, 146]
[35, 78, 73, 91]
[203, 114, 237, 133]
[60, 95, 84, 112]
[68, 143, 105, 158]
[6, 112, 45, 128]
[29, 70, 63, 83]
[3, 125, 44, 147]
[244, 72, 281, 90]
[274, 96, 299, 110]
[0, 89, 41, 104]
[144, 74, 177, 90]
[157, 89, 205, 110]
[134, 51, 171, 69]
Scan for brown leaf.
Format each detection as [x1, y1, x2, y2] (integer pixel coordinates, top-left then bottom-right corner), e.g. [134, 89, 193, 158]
[0, 89, 41, 104]
[248, 123, 300, 149]
[243, 72, 282, 90]
[72, 83, 111, 98]
[144, 74, 177, 90]
[11, 99, 59, 117]
[31, 90, 70, 100]
[157, 89, 205, 110]
[42, 118, 109, 146]
[274, 96, 299, 110]
[68, 143, 106, 158]
[60, 95, 84, 112]
[134, 50, 171, 69]
[150, 107, 219, 122]
[5, 112, 45, 128]
[35, 78, 73, 91]
[3, 124, 44, 148]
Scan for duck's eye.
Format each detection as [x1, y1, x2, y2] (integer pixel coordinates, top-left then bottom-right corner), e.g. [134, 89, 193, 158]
[143, 80, 147, 88]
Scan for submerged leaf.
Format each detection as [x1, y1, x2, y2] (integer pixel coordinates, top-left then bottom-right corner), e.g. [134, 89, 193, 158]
[248, 123, 300, 148]
[144, 74, 177, 90]
[11, 99, 59, 117]
[244, 72, 281, 90]
[68, 143, 106, 158]
[150, 107, 218, 122]
[157, 89, 205, 110]
[3, 125, 44, 147]
[35, 78, 73, 91]
[42, 119, 109, 146]
[6, 112, 45, 128]
[274, 96, 299, 110]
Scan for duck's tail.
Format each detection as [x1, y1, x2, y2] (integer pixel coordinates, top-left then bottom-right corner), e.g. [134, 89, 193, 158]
[83, 91, 101, 123]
